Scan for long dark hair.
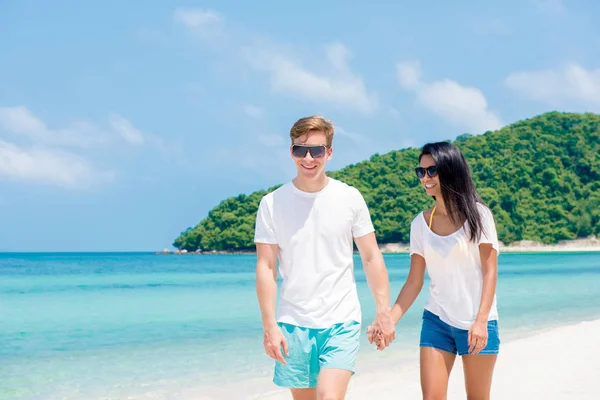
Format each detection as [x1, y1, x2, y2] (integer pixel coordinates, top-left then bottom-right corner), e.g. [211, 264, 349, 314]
[419, 142, 485, 242]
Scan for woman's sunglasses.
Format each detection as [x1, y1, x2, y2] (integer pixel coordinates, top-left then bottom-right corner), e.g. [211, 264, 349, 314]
[291, 144, 328, 158]
[415, 166, 438, 179]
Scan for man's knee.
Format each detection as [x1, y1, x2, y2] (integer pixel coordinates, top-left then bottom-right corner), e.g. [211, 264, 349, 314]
[316, 367, 352, 400]
[316, 389, 343, 400]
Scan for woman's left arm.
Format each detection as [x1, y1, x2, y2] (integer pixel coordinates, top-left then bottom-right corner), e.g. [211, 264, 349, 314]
[468, 244, 498, 355]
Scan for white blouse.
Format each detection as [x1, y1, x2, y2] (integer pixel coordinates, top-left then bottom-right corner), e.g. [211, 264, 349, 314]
[410, 203, 500, 329]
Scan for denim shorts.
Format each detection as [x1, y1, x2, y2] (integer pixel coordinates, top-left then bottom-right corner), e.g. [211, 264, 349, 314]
[420, 309, 500, 356]
[273, 320, 360, 388]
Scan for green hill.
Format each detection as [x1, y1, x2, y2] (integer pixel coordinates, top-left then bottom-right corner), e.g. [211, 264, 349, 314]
[173, 111, 600, 252]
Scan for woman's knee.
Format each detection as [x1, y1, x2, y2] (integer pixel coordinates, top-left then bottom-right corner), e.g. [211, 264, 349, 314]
[423, 394, 446, 400]
[466, 395, 489, 400]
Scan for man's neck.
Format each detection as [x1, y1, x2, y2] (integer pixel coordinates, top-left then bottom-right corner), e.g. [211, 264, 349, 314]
[293, 175, 330, 193]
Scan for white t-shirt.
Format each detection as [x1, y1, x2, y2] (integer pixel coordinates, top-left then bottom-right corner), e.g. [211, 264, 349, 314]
[254, 178, 375, 329]
[410, 203, 499, 330]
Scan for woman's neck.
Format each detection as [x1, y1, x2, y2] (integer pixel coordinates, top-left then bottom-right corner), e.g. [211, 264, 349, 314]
[434, 199, 449, 217]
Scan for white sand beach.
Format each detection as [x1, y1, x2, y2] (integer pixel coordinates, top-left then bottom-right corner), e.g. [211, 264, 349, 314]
[244, 318, 600, 400]
[379, 235, 600, 254]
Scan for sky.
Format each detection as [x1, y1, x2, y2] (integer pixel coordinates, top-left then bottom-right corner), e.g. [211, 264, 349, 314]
[1, 0, 599, 251]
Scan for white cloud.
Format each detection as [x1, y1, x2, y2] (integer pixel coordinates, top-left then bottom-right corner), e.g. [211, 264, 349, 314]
[335, 126, 363, 144]
[0, 106, 180, 188]
[397, 61, 421, 89]
[0, 106, 171, 151]
[243, 104, 264, 119]
[417, 81, 503, 132]
[245, 42, 377, 114]
[108, 113, 145, 146]
[0, 140, 114, 189]
[173, 8, 376, 114]
[107, 113, 182, 160]
[396, 61, 503, 133]
[505, 63, 600, 108]
[173, 7, 224, 43]
[0, 106, 45, 133]
[327, 42, 351, 71]
[173, 8, 221, 29]
[147, 135, 183, 161]
[0, 106, 107, 148]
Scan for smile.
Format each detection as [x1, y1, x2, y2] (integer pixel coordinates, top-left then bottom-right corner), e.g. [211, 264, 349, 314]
[425, 183, 437, 189]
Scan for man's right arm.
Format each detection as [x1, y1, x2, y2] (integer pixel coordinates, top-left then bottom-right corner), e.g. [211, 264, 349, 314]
[256, 243, 279, 327]
[256, 242, 288, 364]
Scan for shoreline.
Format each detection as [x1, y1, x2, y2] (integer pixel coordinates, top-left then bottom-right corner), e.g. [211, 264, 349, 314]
[181, 317, 600, 399]
[162, 236, 600, 255]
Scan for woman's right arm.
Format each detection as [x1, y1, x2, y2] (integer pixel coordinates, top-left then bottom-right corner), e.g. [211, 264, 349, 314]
[391, 254, 426, 324]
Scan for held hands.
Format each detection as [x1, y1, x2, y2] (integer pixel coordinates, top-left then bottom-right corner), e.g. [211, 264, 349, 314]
[468, 320, 488, 355]
[366, 309, 396, 351]
[263, 324, 289, 364]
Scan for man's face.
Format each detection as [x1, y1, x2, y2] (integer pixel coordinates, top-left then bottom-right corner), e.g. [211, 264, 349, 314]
[290, 130, 332, 181]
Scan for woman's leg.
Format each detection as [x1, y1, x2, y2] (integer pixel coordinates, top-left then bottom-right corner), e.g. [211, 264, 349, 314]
[455, 320, 500, 400]
[420, 346, 456, 400]
[462, 354, 497, 400]
[419, 310, 459, 400]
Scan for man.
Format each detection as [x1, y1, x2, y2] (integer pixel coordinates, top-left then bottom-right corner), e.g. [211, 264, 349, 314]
[254, 115, 395, 400]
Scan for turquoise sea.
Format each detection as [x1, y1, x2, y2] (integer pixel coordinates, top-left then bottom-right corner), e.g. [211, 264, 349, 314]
[1, 252, 600, 399]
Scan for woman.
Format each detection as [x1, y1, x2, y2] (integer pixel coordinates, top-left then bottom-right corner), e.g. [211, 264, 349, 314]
[370, 141, 500, 399]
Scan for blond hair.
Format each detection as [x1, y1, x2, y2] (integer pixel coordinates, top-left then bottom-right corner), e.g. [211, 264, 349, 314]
[289, 116, 334, 147]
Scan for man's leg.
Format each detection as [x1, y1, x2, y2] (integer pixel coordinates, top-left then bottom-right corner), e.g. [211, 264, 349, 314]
[316, 321, 360, 400]
[290, 388, 317, 400]
[274, 323, 319, 395]
[316, 368, 352, 400]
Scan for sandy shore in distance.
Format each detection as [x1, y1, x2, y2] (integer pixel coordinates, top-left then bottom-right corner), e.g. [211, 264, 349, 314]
[252, 318, 600, 400]
[379, 235, 600, 254]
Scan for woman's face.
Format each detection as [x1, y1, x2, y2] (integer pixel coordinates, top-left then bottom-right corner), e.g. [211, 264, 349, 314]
[417, 154, 441, 198]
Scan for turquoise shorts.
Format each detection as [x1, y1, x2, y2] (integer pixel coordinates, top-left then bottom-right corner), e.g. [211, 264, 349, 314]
[273, 320, 361, 388]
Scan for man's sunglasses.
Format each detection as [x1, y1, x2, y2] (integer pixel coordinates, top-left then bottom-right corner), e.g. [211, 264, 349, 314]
[291, 144, 328, 158]
[415, 166, 438, 179]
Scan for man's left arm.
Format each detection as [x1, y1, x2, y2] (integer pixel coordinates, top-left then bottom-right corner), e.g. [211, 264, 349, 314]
[355, 232, 395, 348]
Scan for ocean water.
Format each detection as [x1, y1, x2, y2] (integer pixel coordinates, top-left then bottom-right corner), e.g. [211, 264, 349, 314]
[1, 252, 600, 399]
